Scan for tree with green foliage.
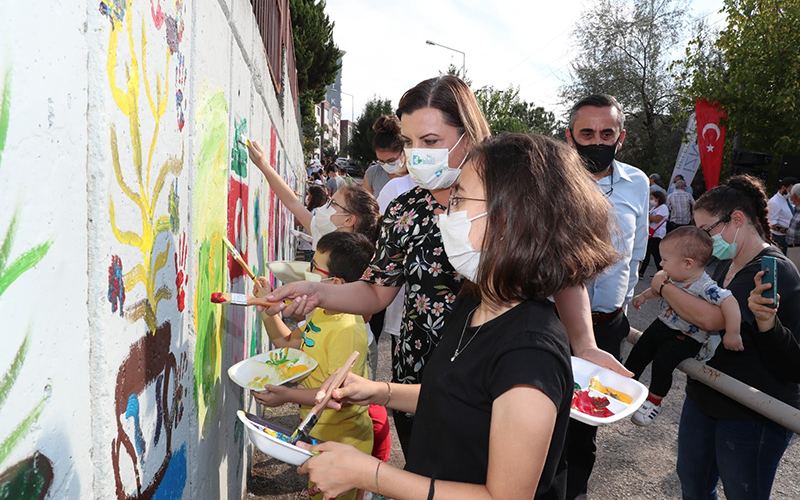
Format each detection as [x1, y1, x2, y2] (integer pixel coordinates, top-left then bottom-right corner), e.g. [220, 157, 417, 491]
[675, 0, 800, 167]
[290, 0, 342, 156]
[562, 0, 690, 173]
[474, 85, 559, 137]
[345, 97, 394, 167]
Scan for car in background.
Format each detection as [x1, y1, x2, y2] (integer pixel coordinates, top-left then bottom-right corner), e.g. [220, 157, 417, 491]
[336, 157, 362, 177]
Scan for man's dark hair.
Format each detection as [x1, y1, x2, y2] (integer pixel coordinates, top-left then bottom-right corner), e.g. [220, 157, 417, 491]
[567, 94, 625, 131]
[779, 177, 797, 188]
[315, 232, 375, 283]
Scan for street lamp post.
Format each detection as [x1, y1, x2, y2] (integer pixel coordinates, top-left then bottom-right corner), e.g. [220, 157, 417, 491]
[425, 40, 466, 77]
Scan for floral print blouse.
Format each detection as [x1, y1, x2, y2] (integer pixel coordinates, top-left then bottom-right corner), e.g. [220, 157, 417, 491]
[362, 187, 463, 384]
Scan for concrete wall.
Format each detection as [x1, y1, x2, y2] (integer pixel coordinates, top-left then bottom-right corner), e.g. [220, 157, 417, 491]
[0, 1, 304, 498]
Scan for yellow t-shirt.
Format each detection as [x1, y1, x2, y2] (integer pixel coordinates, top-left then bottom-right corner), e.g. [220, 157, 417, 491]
[300, 309, 373, 500]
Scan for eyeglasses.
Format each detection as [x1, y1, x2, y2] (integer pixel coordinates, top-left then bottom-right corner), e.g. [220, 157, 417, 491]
[702, 215, 731, 235]
[447, 190, 486, 215]
[324, 198, 351, 214]
[309, 260, 337, 280]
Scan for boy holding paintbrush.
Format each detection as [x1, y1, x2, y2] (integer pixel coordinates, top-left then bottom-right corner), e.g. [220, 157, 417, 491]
[252, 232, 374, 500]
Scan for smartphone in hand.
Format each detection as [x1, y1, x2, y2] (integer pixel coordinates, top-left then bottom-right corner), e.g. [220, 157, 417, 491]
[761, 256, 778, 307]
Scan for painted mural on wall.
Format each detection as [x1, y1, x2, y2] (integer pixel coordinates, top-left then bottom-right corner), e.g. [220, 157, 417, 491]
[0, 63, 55, 500]
[192, 81, 229, 433]
[103, 1, 189, 497]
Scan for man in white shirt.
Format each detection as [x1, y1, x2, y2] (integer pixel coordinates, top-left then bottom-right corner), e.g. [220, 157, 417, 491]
[767, 176, 797, 254]
[559, 94, 649, 500]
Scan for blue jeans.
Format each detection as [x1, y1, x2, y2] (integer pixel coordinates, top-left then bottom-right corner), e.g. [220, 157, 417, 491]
[676, 396, 793, 500]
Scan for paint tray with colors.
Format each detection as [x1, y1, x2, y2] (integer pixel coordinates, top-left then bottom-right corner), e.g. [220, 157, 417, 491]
[267, 261, 311, 283]
[570, 356, 647, 426]
[228, 347, 318, 391]
[237, 411, 320, 465]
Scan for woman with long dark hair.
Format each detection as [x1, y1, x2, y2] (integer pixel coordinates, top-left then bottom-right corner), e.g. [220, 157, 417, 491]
[651, 175, 800, 499]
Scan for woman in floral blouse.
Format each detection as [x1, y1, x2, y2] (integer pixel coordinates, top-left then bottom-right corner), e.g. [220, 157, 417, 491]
[262, 76, 628, 454]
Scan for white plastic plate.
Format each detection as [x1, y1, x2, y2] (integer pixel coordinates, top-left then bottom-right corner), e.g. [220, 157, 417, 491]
[237, 411, 316, 465]
[267, 261, 311, 283]
[228, 347, 318, 391]
[570, 356, 648, 426]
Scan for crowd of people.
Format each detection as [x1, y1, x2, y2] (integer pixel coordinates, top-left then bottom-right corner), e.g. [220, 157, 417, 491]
[239, 75, 800, 500]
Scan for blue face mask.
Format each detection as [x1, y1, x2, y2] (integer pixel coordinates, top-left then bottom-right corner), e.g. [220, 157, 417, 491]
[711, 224, 740, 260]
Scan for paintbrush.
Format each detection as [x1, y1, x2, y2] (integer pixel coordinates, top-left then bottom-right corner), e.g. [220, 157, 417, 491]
[287, 351, 360, 445]
[222, 236, 257, 280]
[238, 134, 251, 148]
[210, 292, 289, 308]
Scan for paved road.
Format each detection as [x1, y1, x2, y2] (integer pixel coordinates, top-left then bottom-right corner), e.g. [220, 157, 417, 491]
[246, 262, 800, 499]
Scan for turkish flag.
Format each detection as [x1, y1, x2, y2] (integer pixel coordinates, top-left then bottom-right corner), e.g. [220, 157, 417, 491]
[695, 99, 727, 190]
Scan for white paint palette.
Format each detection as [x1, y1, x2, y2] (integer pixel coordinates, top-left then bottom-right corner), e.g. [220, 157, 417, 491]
[570, 356, 647, 426]
[237, 411, 318, 465]
[228, 347, 318, 391]
[266, 261, 311, 283]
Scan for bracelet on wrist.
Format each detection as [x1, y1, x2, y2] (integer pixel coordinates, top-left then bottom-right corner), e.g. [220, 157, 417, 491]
[375, 460, 382, 495]
[383, 382, 392, 407]
[659, 277, 672, 297]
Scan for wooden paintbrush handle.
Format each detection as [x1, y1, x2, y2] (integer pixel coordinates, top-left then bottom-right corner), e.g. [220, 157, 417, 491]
[310, 351, 360, 416]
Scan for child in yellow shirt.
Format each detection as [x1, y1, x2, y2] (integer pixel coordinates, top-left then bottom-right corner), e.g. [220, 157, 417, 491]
[253, 232, 374, 500]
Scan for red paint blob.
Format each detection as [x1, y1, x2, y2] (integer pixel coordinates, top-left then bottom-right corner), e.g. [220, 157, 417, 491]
[210, 292, 227, 303]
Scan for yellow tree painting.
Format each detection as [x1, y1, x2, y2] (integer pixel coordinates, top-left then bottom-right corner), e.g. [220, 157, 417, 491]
[106, 0, 183, 332]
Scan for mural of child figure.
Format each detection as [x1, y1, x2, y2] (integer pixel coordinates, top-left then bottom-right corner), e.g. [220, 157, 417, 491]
[626, 226, 743, 426]
[251, 232, 376, 500]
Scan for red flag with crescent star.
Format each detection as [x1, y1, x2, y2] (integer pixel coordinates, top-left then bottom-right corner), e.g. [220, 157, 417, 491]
[695, 99, 727, 190]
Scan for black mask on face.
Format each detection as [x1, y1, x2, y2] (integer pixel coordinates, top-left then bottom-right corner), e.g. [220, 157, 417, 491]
[572, 134, 621, 174]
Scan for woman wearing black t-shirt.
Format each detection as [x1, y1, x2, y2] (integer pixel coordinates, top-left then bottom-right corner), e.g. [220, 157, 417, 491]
[293, 134, 618, 500]
[653, 175, 800, 500]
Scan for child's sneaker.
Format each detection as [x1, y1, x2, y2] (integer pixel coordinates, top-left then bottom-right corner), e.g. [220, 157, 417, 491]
[631, 399, 662, 426]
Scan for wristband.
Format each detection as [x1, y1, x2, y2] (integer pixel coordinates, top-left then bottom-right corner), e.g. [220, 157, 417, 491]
[428, 474, 436, 500]
[383, 382, 392, 406]
[659, 278, 672, 297]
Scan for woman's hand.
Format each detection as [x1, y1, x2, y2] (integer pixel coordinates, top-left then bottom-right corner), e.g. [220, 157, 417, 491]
[576, 348, 634, 377]
[748, 270, 779, 331]
[247, 140, 269, 168]
[263, 282, 323, 317]
[316, 370, 379, 410]
[252, 384, 290, 407]
[297, 442, 376, 498]
[651, 270, 669, 296]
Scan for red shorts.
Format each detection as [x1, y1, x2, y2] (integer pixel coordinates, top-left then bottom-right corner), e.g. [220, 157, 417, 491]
[368, 404, 391, 461]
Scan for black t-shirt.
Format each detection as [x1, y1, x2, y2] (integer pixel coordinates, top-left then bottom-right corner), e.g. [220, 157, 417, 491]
[405, 296, 572, 497]
[687, 246, 800, 419]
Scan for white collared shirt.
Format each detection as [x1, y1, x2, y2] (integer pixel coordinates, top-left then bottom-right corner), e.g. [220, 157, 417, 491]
[587, 160, 650, 312]
[768, 192, 794, 234]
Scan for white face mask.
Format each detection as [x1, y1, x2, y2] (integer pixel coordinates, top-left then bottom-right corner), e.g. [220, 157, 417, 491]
[310, 204, 344, 249]
[405, 133, 468, 190]
[437, 210, 487, 282]
[378, 155, 406, 175]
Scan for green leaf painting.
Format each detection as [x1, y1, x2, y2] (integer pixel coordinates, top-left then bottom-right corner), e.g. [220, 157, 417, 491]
[0, 64, 10, 171]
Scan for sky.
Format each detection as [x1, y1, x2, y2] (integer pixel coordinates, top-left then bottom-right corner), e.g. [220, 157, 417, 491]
[323, 0, 728, 123]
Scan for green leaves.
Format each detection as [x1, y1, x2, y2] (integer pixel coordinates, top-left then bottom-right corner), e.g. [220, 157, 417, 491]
[346, 97, 394, 167]
[676, 0, 800, 166]
[0, 64, 10, 171]
[474, 86, 559, 137]
[0, 209, 54, 298]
